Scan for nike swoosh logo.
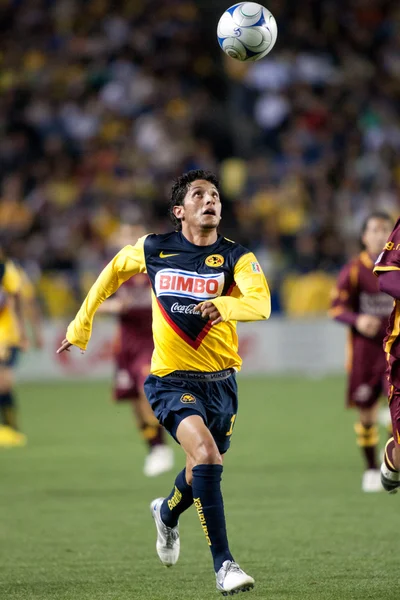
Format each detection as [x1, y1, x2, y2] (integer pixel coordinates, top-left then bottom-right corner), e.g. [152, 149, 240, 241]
[159, 251, 180, 258]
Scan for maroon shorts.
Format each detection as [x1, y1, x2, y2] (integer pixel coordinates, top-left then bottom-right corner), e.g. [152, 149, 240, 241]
[347, 345, 388, 409]
[386, 355, 400, 445]
[113, 344, 153, 401]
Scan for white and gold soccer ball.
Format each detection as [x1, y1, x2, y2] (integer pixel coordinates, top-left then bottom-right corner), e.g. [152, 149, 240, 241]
[217, 2, 278, 62]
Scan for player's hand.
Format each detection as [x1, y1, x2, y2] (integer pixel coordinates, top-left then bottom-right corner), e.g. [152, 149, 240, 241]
[56, 338, 85, 354]
[195, 302, 223, 326]
[355, 315, 381, 338]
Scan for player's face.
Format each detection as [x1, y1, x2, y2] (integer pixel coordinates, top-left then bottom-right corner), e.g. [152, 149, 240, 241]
[174, 180, 221, 231]
[362, 218, 393, 256]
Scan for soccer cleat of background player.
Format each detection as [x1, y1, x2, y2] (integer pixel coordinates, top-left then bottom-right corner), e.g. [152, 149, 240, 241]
[373, 215, 400, 494]
[329, 213, 394, 492]
[57, 169, 271, 595]
[98, 223, 173, 477]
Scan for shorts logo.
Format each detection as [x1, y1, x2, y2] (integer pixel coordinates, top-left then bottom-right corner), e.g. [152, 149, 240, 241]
[155, 269, 224, 300]
[205, 254, 224, 268]
[251, 262, 261, 273]
[180, 393, 196, 404]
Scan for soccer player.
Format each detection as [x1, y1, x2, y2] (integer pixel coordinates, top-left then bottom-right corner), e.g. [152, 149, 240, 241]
[57, 169, 271, 595]
[330, 212, 393, 492]
[98, 223, 174, 477]
[373, 216, 400, 493]
[0, 246, 29, 447]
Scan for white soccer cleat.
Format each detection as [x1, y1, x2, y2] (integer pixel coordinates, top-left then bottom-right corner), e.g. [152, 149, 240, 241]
[216, 560, 255, 596]
[362, 469, 383, 492]
[150, 497, 180, 567]
[380, 462, 400, 494]
[144, 445, 174, 477]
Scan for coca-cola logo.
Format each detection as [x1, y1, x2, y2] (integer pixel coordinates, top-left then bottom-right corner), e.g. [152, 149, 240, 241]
[171, 302, 201, 315]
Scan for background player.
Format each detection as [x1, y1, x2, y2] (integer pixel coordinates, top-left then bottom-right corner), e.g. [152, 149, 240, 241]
[57, 169, 271, 595]
[374, 217, 400, 493]
[330, 212, 393, 492]
[0, 243, 29, 447]
[98, 223, 173, 477]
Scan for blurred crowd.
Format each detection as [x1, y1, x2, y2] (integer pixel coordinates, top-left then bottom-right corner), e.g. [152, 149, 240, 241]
[0, 0, 399, 316]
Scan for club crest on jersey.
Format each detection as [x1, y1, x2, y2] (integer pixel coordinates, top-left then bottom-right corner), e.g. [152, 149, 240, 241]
[180, 393, 196, 404]
[251, 262, 261, 273]
[205, 254, 224, 268]
[155, 269, 224, 300]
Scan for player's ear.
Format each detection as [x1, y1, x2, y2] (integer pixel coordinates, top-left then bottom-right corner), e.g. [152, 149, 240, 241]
[173, 205, 184, 220]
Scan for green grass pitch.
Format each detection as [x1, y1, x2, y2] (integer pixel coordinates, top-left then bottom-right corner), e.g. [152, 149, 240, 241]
[1, 376, 399, 600]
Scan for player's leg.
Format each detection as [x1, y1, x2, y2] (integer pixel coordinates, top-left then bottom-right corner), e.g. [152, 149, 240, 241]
[381, 383, 400, 492]
[133, 391, 174, 477]
[380, 376, 393, 439]
[0, 349, 26, 447]
[147, 373, 253, 593]
[348, 363, 384, 491]
[131, 356, 174, 476]
[114, 354, 173, 476]
[175, 415, 254, 594]
[355, 403, 381, 492]
[380, 358, 400, 492]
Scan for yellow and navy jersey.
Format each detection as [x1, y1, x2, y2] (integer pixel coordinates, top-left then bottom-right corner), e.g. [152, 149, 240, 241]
[0, 259, 23, 347]
[67, 232, 271, 376]
[18, 267, 36, 303]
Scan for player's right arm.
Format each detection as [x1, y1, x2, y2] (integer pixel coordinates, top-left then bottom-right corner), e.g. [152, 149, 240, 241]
[329, 261, 380, 338]
[329, 262, 358, 327]
[57, 237, 147, 353]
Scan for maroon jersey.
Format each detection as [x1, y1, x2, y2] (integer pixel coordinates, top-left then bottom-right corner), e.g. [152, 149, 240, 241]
[116, 273, 152, 350]
[331, 251, 392, 407]
[331, 251, 392, 342]
[113, 274, 153, 401]
[374, 218, 400, 359]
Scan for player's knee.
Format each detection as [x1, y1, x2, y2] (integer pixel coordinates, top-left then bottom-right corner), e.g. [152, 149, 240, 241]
[0, 367, 12, 392]
[192, 439, 222, 466]
[394, 445, 400, 470]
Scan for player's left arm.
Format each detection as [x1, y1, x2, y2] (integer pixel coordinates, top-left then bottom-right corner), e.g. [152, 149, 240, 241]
[197, 253, 271, 324]
[57, 238, 147, 353]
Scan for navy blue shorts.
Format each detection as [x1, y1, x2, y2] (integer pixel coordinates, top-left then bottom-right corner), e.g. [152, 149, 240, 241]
[144, 371, 238, 454]
[0, 346, 20, 368]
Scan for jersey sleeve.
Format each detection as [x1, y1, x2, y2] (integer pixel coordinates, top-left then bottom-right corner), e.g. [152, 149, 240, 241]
[3, 261, 22, 295]
[66, 237, 147, 350]
[211, 252, 271, 322]
[328, 262, 359, 326]
[374, 219, 400, 275]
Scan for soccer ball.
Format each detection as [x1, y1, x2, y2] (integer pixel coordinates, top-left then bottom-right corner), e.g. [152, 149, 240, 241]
[217, 2, 277, 62]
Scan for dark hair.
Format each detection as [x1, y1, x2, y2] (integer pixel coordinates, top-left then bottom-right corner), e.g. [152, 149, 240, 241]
[361, 211, 393, 236]
[168, 170, 220, 230]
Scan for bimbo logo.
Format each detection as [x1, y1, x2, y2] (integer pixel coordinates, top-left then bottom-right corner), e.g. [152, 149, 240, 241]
[155, 269, 224, 300]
